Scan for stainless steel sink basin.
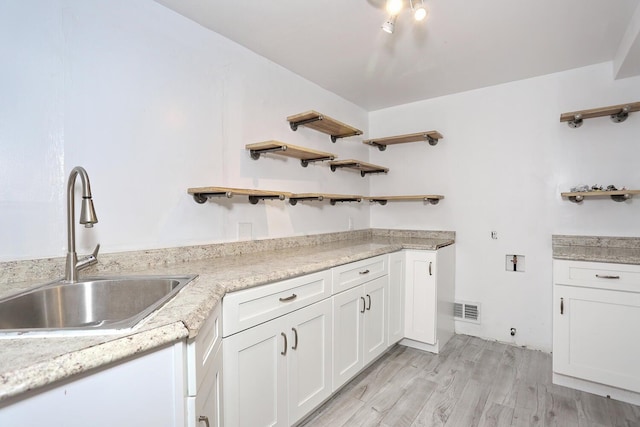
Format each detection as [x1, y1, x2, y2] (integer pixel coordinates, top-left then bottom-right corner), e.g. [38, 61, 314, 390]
[0, 275, 197, 333]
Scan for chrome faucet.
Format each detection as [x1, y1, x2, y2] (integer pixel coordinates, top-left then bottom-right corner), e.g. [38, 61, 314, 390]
[64, 166, 100, 282]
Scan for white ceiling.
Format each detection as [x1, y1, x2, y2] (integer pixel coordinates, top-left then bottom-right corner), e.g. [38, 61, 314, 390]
[153, 0, 640, 111]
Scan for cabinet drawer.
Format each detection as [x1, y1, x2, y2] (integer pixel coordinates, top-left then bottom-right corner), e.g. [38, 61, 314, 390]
[187, 303, 222, 396]
[223, 270, 332, 337]
[554, 260, 640, 292]
[332, 255, 388, 294]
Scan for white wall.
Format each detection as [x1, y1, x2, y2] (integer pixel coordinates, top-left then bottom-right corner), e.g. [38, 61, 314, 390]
[0, 0, 369, 261]
[369, 63, 640, 351]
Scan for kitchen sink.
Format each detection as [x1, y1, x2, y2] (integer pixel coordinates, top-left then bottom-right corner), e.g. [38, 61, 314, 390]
[0, 275, 197, 334]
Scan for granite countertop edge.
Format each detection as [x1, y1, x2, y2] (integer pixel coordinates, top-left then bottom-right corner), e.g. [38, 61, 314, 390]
[552, 234, 640, 265]
[0, 236, 454, 403]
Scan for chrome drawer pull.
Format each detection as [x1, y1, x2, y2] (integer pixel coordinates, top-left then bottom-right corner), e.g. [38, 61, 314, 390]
[198, 416, 210, 427]
[595, 274, 620, 279]
[360, 297, 366, 313]
[279, 293, 297, 302]
[366, 294, 372, 311]
[359, 269, 370, 275]
[429, 262, 432, 276]
[560, 297, 564, 315]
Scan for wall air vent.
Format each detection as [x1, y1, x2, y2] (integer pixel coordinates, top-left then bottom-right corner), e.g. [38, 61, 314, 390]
[454, 301, 480, 324]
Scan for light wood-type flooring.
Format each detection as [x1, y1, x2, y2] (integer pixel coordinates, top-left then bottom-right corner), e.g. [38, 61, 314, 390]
[299, 334, 640, 427]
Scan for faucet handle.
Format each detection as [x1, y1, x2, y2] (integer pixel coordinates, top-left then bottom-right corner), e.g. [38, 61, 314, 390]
[76, 243, 100, 272]
[91, 243, 101, 258]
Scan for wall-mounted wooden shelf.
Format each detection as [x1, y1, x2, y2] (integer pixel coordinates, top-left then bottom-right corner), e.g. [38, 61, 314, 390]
[246, 141, 336, 167]
[188, 187, 291, 204]
[364, 195, 444, 205]
[287, 110, 363, 143]
[561, 190, 640, 203]
[363, 131, 444, 151]
[328, 159, 389, 177]
[288, 193, 363, 206]
[560, 101, 640, 128]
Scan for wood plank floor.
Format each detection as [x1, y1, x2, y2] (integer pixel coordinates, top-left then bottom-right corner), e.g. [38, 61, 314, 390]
[298, 335, 640, 427]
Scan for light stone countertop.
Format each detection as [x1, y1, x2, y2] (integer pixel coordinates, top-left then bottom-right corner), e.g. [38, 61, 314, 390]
[552, 235, 640, 265]
[0, 230, 454, 404]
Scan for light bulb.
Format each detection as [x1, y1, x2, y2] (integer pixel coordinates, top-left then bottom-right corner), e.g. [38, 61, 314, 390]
[414, 4, 428, 21]
[386, 0, 403, 16]
[381, 15, 396, 34]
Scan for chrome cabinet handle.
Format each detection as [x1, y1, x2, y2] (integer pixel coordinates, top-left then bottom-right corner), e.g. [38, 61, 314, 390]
[359, 269, 370, 275]
[198, 416, 210, 427]
[279, 293, 297, 302]
[281, 332, 287, 356]
[560, 297, 564, 315]
[292, 327, 298, 350]
[595, 274, 620, 279]
[429, 262, 432, 276]
[366, 294, 372, 311]
[360, 296, 366, 313]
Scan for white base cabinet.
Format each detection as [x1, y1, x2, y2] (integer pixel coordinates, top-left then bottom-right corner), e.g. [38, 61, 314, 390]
[0, 343, 186, 427]
[553, 260, 640, 405]
[401, 245, 455, 353]
[222, 298, 332, 427]
[332, 275, 388, 391]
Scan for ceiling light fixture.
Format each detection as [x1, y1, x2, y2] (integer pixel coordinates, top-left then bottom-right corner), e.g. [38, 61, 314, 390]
[410, 0, 429, 21]
[381, 15, 397, 34]
[381, 0, 430, 34]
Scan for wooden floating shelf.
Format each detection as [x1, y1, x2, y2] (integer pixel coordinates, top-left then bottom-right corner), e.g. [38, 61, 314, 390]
[246, 141, 336, 167]
[188, 188, 446, 207]
[561, 190, 640, 203]
[363, 131, 444, 151]
[288, 193, 363, 206]
[560, 101, 640, 128]
[287, 110, 363, 143]
[364, 195, 444, 205]
[328, 159, 389, 177]
[188, 187, 291, 205]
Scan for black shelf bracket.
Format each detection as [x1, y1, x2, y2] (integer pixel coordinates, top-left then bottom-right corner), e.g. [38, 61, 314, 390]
[329, 197, 362, 206]
[289, 196, 324, 206]
[249, 146, 287, 160]
[289, 115, 323, 131]
[300, 156, 334, 167]
[248, 195, 286, 205]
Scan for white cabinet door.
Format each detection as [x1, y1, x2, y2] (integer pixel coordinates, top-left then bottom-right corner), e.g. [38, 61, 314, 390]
[223, 316, 288, 427]
[0, 343, 185, 427]
[404, 251, 437, 345]
[553, 284, 640, 393]
[332, 285, 364, 391]
[387, 252, 405, 345]
[223, 299, 333, 427]
[363, 276, 388, 365]
[287, 299, 332, 425]
[191, 344, 223, 427]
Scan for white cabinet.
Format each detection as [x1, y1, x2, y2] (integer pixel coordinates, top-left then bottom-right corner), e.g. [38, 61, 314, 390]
[387, 251, 405, 345]
[186, 303, 223, 427]
[0, 342, 186, 427]
[332, 275, 387, 391]
[553, 260, 640, 405]
[222, 298, 332, 427]
[401, 245, 455, 353]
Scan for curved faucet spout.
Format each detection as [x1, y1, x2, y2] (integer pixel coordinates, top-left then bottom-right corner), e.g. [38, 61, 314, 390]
[65, 167, 99, 282]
